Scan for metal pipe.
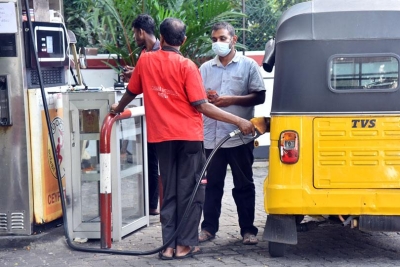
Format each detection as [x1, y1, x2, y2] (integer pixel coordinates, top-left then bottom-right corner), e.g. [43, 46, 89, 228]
[99, 107, 144, 248]
[342, 216, 356, 227]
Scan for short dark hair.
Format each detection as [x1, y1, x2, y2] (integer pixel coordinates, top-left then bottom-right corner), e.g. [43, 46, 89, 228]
[212, 22, 235, 37]
[160, 18, 186, 46]
[132, 14, 155, 35]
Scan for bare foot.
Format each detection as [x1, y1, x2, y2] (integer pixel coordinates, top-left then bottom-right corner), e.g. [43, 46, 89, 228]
[175, 245, 201, 258]
[161, 247, 174, 258]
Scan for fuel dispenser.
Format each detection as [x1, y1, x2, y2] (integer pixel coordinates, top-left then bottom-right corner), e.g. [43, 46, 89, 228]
[0, 0, 150, 238]
[0, 0, 32, 235]
[0, 0, 67, 235]
[24, 19, 70, 227]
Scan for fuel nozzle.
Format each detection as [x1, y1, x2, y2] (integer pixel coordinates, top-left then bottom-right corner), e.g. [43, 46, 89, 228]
[250, 117, 271, 135]
[229, 117, 271, 143]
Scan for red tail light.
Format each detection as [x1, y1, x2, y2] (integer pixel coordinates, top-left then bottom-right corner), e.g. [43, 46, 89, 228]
[280, 131, 299, 164]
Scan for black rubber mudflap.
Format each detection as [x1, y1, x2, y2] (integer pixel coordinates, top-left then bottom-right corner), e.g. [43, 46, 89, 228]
[359, 215, 400, 232]
[263, 215, 297, 245]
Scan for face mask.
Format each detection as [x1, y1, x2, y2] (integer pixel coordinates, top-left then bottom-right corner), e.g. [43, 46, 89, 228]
[212, 41, 231, 57]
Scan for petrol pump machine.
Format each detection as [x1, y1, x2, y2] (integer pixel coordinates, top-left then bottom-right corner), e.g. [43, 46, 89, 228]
[1, 0, 150, 238]
[0, 0, 67, 235]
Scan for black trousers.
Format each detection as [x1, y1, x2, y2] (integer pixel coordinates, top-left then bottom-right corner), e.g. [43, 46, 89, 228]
[201, 142, 258, 237]
[155, 140, 205, 248]
[147, 143, 159, 210]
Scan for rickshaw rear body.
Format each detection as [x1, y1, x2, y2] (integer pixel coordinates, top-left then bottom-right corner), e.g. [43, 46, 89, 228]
[263, 0, 400, 255]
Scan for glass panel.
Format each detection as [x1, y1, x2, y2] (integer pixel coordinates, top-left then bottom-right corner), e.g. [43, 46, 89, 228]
[119, 117, 145, 225]
[79, 107, 101, 223]
[80, 139, 101, 222]
[330, 56, 399, 90]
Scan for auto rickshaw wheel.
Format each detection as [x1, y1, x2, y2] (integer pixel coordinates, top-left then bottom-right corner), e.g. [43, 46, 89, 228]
[268, 241, 286, 257]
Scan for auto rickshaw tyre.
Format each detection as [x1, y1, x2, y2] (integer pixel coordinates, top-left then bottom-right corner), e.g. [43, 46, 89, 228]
[268, 241, 286, 258]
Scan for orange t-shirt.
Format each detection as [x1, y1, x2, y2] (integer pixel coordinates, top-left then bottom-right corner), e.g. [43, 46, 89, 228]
[127, 49, 207, 143]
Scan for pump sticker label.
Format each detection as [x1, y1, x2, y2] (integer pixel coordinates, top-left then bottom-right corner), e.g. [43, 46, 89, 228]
[47, 116, 65, 179]
[0, 3, 18, 33]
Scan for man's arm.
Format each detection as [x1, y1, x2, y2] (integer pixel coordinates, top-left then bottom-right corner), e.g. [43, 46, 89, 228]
[110, 91, 137, 113]
[121, 66, 135, 82]
[195, 102, 255, 136]
[208, 91, 265, 107]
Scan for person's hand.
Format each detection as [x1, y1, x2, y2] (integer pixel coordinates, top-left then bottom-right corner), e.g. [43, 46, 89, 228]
[206, 89, 218, 101]
[121, 65, 134, 82]
[237, 118, 255, 136]
[110, 103, 123, 114]
[209, 95, 233, 107]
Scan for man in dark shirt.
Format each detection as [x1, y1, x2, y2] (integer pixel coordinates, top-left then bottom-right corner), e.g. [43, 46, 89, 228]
[121, 14, 161, 216]
[121, 14, 160, 81]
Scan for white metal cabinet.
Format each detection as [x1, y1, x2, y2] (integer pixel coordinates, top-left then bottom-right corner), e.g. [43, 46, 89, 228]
[62, 91, 148, 241]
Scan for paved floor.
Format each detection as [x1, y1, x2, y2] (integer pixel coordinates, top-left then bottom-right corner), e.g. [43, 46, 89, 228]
[1, 161, 400, 266]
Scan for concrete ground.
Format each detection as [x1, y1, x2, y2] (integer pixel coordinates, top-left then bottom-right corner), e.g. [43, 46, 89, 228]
[1, 161, 400, 266]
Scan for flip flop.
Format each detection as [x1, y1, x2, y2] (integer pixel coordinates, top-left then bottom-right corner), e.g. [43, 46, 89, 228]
[198, 229, 214, 243]
[174, 246, 201, 259]
[149, 209, 160, 216]
[158, 250, 174, 260]
[243, 233, 258, 245]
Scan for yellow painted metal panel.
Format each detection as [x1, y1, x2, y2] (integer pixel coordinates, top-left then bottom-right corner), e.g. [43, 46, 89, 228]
[264, 116, 400, 216]
[28, 90, 65, 224]
[314, 116, 400, 189]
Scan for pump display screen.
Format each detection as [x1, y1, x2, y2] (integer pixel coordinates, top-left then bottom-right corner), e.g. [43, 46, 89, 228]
[46, 36, 54, 53]
[35, 26, 65, 62]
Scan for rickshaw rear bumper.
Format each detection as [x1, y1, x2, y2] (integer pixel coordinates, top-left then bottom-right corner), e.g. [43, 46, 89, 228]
[264, 174, 400, 216]
[264, 185, 400, 215]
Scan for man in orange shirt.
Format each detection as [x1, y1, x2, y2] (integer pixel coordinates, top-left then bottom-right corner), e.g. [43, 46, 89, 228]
[111, 17, 254, 260]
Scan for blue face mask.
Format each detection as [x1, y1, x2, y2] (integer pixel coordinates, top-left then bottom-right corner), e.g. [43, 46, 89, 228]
[212, 41, 231, 57]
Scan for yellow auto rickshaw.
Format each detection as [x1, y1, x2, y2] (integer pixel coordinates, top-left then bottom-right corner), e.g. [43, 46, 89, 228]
[262, 0, 400, 257]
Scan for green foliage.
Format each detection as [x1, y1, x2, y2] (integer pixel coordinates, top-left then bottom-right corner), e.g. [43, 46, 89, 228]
[64, 0, 245, 67]
[178, 0, 246, 62]
[242, 0, 281, 51]
[238, 0, 309, 50]
[269, 0, 309, 13]
[64, 0, 114, 53]
[64, 0, 311, 60]
[98, 0, 139, 66]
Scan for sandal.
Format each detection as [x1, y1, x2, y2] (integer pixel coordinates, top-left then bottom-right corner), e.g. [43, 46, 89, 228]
[243, 233, 258, 245]
[158, 250, 174, 260]
[198, 229, 214, 243]
[174, 246, 201, 259]
[149, 209, 160, 216]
